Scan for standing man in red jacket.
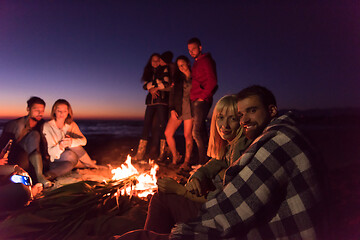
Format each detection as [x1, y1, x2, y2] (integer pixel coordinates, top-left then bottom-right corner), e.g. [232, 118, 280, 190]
[185, 37, 218, 169]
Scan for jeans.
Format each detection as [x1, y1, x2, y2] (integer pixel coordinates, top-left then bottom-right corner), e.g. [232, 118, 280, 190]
[144, 192, 202, 234]
[191, 100, 212, 164]
[141, 105, 169, 157]
[48, 148, 79, 177]
[8, 130, 41, 179]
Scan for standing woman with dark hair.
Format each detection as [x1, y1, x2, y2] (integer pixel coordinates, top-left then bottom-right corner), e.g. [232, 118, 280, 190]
[43, 99, 96, 179]
[164, 56, 193, 170]
[134, 53, 171, 160]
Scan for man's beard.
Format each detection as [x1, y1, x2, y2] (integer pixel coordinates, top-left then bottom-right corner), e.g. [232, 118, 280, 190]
[30, 116, 41, 122]
[244, 124, 266, 141]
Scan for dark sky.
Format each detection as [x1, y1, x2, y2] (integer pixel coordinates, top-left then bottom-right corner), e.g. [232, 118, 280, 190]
[0, 0, 359, 119]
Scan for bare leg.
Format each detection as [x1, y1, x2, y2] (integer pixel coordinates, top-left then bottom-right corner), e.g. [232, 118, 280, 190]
[180, 119, 193, 170]
[70, 146, 97, 168]
[183, 118, 194, 164]
[164, 116, 182, 164]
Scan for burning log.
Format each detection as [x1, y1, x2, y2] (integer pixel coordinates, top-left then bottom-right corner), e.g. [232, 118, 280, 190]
[110, 155, 159, 198]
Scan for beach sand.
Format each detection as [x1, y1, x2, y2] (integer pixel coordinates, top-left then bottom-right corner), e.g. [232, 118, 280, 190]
[80, 126, 360, 239]
[1, 122, 359, 239]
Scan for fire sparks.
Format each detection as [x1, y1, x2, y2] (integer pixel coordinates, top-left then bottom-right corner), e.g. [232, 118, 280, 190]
[111, 155, 159, 198]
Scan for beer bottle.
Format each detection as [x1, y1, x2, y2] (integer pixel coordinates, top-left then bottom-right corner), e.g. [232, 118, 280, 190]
[0, 139, 13, 159]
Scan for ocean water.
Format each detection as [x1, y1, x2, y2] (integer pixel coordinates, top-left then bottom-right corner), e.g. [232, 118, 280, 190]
[0, 118, 204, 138]
[0, 119, 145, 138]
[76, 119, 144, 137]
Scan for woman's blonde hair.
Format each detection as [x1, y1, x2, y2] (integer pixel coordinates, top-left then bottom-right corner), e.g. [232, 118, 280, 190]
[51, 99, 74, 124]
[207, 95, 243, 160]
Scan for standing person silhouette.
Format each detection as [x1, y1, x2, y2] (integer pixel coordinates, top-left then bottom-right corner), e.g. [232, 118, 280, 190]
[164, 55, 194, 168]
[187, 37, 217, 167]
[134, 53, 171, 160]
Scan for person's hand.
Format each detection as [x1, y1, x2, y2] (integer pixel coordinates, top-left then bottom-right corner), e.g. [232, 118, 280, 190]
[64, 135, 72, 147]
[13, 165, 27, 176]
[59, 136, 72, 149]
[149, 87, 159, 99]
[31, 183, 43, 199]
[157, 177, 186, 196]
[170, 110, 178, 120]
[0, 157, 8, 165]
[185, 177, 202, 196]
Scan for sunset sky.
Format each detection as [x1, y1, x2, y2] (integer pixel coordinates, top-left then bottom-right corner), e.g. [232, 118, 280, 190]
[0, 1, 359, 119]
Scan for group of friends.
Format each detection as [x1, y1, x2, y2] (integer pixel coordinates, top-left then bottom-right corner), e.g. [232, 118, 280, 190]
[115, 37, 324, 239]
[0, 37, 324, 239]
[134, 37, 218, 175]
[0, 97, 96, 210]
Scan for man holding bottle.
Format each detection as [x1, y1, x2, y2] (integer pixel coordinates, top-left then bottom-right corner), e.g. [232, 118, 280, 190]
[0, 96, 51, 188]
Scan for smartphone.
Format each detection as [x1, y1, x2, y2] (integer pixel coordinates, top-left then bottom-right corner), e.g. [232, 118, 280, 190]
[10, 174, 32, 186]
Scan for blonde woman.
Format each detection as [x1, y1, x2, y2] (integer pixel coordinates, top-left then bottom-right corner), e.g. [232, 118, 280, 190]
[144, 95, 251, 233]
[43, 99, 96, 179]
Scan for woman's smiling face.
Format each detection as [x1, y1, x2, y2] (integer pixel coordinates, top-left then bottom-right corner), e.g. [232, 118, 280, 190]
[55, 104, 69, 122]
[215, 108, 240, 142]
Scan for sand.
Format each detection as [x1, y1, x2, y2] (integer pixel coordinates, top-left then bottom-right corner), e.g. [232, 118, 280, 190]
[1, 122, 359, 239]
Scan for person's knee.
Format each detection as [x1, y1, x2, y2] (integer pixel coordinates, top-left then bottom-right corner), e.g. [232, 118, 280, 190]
[27, 131, 40, 144]
[192, 127, 201, 140]
[20, 131, 41, 154]
[184, 130, 193, 141]
[61, 150, 79, 166]
[149, 191, 163, 206]
[185, 136, 193, 145]
[164, 128, 173, 140]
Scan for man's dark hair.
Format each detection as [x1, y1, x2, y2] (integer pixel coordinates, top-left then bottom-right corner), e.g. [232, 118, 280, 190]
[187, 37, 201, 46]
[27, 96, 45, 108]
[237, 85, 277, 108]
[160, 51, 173, 64]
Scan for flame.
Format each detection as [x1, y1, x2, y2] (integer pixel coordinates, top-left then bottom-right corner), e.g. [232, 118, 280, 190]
[111, 155, 159, 198]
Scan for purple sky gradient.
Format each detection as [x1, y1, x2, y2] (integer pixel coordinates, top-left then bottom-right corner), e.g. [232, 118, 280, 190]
[0, 1, 359, 119]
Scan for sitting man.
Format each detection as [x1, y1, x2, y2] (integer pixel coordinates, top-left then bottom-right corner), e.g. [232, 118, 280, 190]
[0, 96, 51, 188]
[115, 85, 323, 239]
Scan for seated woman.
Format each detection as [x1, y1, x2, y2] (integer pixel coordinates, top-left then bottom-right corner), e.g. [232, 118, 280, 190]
[145, 94, 251, 234]
[164, 56, 193, 168]
[113, 95, 251, 239]
[43, 99, 97, 179]
[0, 158, 43, 211]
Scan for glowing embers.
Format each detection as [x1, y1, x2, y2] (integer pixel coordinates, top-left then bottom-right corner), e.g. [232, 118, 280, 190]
[111, 155, 159, 198]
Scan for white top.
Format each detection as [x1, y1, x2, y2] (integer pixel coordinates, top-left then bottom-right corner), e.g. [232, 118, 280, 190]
[43, 119, 87, 162]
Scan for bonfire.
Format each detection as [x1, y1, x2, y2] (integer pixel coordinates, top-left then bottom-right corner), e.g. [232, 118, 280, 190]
[110, 155, 159, 198]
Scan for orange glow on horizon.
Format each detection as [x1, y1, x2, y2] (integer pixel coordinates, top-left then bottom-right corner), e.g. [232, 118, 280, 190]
[0, 107, 144, 120]
[0, 113, 143, 121]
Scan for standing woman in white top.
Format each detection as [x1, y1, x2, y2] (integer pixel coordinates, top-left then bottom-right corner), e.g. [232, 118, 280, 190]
[43, 99, 96, 179]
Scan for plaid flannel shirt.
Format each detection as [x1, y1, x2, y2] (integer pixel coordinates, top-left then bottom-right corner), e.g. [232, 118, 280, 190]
[170, 112, 321, 240]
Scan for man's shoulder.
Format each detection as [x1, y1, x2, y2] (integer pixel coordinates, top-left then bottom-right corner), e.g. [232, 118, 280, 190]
[195, 53, 216, 70]
[197, 53, 213, 62]
[4, 116, 26, 129]
[267, 112, 297, 130]
[263, 112, 312, 151]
